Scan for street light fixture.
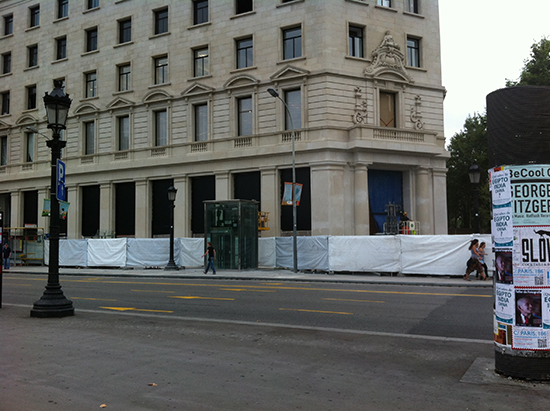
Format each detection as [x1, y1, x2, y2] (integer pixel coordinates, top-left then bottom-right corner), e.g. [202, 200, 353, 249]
[30, 80, 74, 318]
[164, 185, 179, 271]
[267, 87, 298, 273]
[468, 164, 481, 234]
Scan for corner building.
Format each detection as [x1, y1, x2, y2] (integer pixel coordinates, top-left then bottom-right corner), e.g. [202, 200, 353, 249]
[0, 0, 448, 239]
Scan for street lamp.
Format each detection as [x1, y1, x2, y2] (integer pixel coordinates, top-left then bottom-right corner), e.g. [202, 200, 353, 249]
[267, 87, 298, 273]
[30, 80, 74, 318]
[164, 185, 179, 271]
[468, 164, 481, 234]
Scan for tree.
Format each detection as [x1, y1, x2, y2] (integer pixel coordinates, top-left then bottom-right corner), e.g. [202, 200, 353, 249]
[447, 112, 491, 233]
[506, 37, 550, 86]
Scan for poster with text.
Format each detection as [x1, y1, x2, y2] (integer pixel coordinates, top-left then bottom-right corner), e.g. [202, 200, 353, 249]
[495, 283, 514, 324]
[543, 289, 550, 330]
[509, 165, 550, 226]
[512, 226, 550, 286]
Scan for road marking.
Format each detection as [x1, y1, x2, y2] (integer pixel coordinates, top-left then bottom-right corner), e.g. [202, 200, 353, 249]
[169, 296, 235, 301]
[131, 290, 176, 293]
[3, 284, 32, 286]
[71, 297, 117, 301]
[100, 307, 173, 313]
[323, 298, 385, 303]
[280, 308, 353, 315]
[221, 288, 276, 293]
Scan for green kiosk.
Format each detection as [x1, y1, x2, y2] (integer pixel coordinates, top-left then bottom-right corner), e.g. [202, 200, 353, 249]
[204, 200, 258, 270]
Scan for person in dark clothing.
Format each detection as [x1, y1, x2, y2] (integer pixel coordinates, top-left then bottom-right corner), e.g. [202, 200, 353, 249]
[3, 243, 11, 269]
[201, 241, 217, 275]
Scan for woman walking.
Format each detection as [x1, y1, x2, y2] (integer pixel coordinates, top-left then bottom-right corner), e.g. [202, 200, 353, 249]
[202, 241, 217, 275]
[464, 239, 486, 281]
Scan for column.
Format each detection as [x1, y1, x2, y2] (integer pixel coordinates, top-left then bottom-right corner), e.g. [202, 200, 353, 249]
[134, 180, 149, 238]
[260, 168, 279, 237]
[215, 172, 230, 201]
[354, 164, 370, 235]
[10, 191, 21, 230]
[311, 163, 345, 236]
[99, 182, 113, 237]
[432, 168, 448, 234]
[415, 166, 433, 235]
[173, 176, 187, 237]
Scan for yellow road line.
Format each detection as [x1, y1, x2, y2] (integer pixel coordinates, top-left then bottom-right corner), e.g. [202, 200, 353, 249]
[71, 297, 117, 301]
[279, 308, 353, 315]
[221, 288, 276, 292]
[169, 296, 235, 301]
[100, 307, 173, 313]
[131, 290, 175, 293]
[323, 298, 385, 303]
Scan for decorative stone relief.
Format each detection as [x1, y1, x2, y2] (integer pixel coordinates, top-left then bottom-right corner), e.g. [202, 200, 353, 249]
[365, 31, 413, 83]
[410, 95, 424, 130]
[352, 87, 368, 125]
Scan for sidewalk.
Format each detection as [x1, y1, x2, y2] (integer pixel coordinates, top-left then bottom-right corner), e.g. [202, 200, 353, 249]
[3, 264, 494, 287]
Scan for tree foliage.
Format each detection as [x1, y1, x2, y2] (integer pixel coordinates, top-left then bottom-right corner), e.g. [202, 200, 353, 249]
[506, 37, 550, 86]
[447, 112, 491, 233]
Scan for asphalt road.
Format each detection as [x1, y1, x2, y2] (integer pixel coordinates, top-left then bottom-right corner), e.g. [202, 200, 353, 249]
[2, 275, 548, 410]
[3, 274, 493, 340]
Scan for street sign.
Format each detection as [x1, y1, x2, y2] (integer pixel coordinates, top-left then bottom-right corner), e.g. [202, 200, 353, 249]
[56, 159, 66, 201]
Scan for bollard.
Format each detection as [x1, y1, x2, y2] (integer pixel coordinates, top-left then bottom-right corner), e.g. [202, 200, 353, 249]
[487, 86, 550, 380]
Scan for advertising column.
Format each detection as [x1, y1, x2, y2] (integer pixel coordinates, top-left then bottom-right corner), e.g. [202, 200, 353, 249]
[490, 165, 550, 379]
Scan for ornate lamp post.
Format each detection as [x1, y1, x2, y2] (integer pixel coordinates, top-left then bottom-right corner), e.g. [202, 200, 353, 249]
[267, 87, 298, 273]
[31, 80, 74, 318]
[468, 164, 481, 234]
[164, 185, 179, 271]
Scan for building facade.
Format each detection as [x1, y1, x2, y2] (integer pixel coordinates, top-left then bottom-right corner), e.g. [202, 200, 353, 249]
[0, 0, 448, 239]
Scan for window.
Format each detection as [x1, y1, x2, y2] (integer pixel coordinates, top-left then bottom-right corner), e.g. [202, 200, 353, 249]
[236, 37, 253, 69]
[28, 45, 38, 67]
[154, 7, 168, 35]
[0, 136, 7, 165]
[283, 26, 302, 60]
[85, 72, 97, 98]
[2, 52, 11, 74]
[84, 121, 95, 155]
[118, 116, 130, 150]
[1, 91, 9, 115]
[154, 56, 168, 84]
[284, 89, 301, 129]
[56, 37, 67, 60]
[194, 104, 208, 141]
[237, 96, 252, 136]
[349, 25, 364, 58]
[26, 132, 35, 162]
[29, 5, 40, 27]
[193, 0, 208, 25]
[119, 18, 132, 44]
[380, 92, 396, 128]
[87, 0, 99, 10]
[86, 27, 98, 52]
[406, 0, 419, 13]
[377, 0, 391, 6]
[27, 85, 37, 110]
[4, 14, 13, 35]
[57, 0, 68, 19]
[118, 64, 131, 91]
[407, 37, 420, 67]
[194, 48, 209, 77]
[154, 110, 167, 146]
[236, 0, 253, 14]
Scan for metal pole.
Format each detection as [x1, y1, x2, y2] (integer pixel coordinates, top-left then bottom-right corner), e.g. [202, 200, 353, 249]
[473, 183, 480, 233]
[30, 131, 74, 317]
[165, 199, 178, 270]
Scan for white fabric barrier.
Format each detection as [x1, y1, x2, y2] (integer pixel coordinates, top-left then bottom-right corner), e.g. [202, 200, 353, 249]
[87, 238, 127, 267]
[259, 237, 276, 268]
[328, 235, 401, 273]
[59, 239, 88, 267]
[276, 236, 329, 271]
[127, 238, 174, 267]
[179, 238, 204, 268]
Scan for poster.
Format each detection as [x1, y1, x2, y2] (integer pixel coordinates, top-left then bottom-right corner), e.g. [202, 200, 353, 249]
[495, 283, 514, 324]
[512, 226, 550, 286]
[509, 165, 550, 226]
[281, 182, 303, 206]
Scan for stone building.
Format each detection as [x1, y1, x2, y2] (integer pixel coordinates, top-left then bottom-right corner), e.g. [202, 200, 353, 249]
[0, 0, 448, 239]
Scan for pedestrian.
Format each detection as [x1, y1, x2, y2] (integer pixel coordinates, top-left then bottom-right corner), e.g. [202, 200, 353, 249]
[464, 239, 486, 281]
[477, 241, 489, 280]
[201, 241, 217, 275]
[3, 242, 11, 270]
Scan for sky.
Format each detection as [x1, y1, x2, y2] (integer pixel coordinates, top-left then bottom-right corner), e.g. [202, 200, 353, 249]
[439, 0, 550, 143]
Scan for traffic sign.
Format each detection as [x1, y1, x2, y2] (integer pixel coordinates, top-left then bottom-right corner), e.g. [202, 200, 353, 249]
[56, 159, 66, 201]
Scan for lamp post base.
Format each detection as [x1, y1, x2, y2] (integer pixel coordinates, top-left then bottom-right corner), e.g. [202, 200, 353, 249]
[30, 286, 74, 318]
[164, 261, 179, 271]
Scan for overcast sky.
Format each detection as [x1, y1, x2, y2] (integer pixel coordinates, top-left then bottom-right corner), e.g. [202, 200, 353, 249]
[439, 0, 550, 143]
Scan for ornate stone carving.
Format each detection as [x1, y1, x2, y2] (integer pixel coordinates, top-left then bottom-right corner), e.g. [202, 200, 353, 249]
[352, 87, 368, 125]
[365, 31, 413, 83]
[410, 95, 424, 130]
